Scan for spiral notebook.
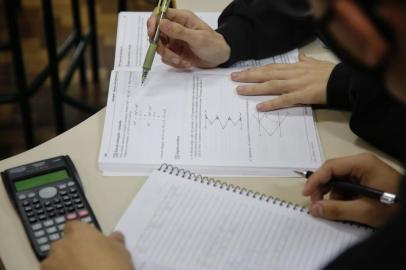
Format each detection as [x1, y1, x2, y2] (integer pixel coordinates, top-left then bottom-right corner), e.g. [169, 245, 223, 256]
[116, 165, 371, 270]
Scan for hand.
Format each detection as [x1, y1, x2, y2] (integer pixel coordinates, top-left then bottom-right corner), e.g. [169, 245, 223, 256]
[231, 53, 336, 111]
[147, 9, 230, 68]
[302, 153, 402, 227]
[41, 221, 134, 270]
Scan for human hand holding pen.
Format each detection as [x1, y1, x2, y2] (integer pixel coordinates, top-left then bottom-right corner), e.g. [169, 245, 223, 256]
[147, 9, 230, 68]
[302, 153, 402, 227]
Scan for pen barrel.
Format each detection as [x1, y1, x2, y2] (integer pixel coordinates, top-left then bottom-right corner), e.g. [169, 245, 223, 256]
[142, 43, 157, 71]
[330, 180, 382, 200]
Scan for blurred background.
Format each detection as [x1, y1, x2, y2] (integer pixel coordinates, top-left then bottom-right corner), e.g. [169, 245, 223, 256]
[0, 0, 156, 160]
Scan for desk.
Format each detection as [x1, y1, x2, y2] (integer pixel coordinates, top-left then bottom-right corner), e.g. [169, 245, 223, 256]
[0, 1, 401, 270]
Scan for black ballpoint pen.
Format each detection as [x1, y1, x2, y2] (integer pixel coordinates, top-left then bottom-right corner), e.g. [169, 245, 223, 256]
[294, 170, 400, 205]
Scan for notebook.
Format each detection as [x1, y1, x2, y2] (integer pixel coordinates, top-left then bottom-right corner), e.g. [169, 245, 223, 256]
[98, 12, 324, 177]
[116, 165, 371, 270]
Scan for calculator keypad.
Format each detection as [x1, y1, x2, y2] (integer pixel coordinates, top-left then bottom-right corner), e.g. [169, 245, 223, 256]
[18, 180, 96, 255]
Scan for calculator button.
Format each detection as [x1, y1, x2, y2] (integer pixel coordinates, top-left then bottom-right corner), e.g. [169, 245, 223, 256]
[39, 244, 50, 252]
[78, 210, 89, 217]
[81, 216, 92, 223]
[37, 209, 45, 215]
[62, 196, 70, 201]
[58, 224, 65, 231]
[67, 206, 75, 212]
[37, 237, 48, 245]
[49, 212, 56, 218]
[60, 190, 68, 196]
[67, 181, 75, 187]
[46, 227, 57, 234]
[39, 214, 47, 221]
[56, 204, 63, 209]
[55, 216, 65, 224]
[34, 230, 45, 238]
[76, 203, 84, 209]
[69, 188, 77, 193]
[39, 187, 58, 199]
[72, 193, 79, 199]
[58, 183, 67, 189]
[53, 198, 61, 204]
[43, 220, 54, 227]
[64, 201, 72, 207]
[27, 212, 35, 218]
[67, 213, 77, 220]
[74, 198, 82, 204]
[24, 206, 33, 212]
[46, 207, 54, 212]
[44, 201, 52, 207]
[18, 194, 27, 200]
[28, 193, 36, 198]
[22, 201, 30, 206]
[31, 223, 42, 230]
[49, 233, 60, 241]
[34, 204, 42, 210]
[32, 198, 39, 204]
[29, 217, 38, 223]
[59, 209, 65, 215]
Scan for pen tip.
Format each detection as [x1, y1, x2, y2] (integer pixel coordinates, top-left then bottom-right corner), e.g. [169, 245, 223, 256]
[293, 170, 306, 177]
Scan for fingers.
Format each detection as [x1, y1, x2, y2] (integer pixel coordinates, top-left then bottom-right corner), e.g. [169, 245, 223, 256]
[256, 92, 302, 111]
[156, 40, 191, 68]
[165, 9, 209, 29]
[302, 155, 373, 196]
[309, 199, 376, 225]
[231, 67, 299, 83]
[108, 231, 126, 244]
[237, 80, 296, 96]
[159, 19, 202, 47]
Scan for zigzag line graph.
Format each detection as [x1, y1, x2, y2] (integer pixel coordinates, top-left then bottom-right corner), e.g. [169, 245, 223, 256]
[204, 111, 243, 130]
[253, 111, 289, 137]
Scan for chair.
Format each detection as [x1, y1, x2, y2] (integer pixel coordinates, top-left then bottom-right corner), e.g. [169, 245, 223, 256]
[0, 0, 35, 148]
[41, 0, 101, 134]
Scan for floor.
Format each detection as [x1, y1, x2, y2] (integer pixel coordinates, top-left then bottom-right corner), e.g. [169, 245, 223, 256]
[0, 0, 155, 160]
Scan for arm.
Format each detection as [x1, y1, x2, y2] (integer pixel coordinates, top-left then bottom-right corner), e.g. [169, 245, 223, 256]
[216, 0, 316, 66]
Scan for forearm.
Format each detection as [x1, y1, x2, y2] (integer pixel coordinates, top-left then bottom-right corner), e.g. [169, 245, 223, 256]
[216, 0, 316, 66]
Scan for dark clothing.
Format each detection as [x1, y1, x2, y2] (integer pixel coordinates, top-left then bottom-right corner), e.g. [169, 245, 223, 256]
[324, 177, 406, 269]
[214, 0, 406, 268]
[215, 0, 406, 161]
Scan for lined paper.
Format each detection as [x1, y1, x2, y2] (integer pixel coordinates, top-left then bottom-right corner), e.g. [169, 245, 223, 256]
[116, 170, 370, 270]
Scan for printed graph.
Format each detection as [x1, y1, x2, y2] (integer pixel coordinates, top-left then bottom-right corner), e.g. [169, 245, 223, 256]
[252, 111, 289, 137]
[204, 111, 243, 130]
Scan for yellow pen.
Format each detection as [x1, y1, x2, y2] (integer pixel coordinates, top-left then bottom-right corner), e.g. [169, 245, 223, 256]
[141, 0, 171, 85]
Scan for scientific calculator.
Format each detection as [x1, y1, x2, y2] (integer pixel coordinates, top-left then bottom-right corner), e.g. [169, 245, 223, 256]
[1, 155, 100, 260]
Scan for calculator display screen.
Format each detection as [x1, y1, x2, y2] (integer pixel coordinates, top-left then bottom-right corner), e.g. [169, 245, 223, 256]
[14, 170, 69, 192]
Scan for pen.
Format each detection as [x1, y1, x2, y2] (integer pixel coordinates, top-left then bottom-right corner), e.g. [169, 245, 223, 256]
[141, 0, 171, 85]
[294, 170, 400, 205]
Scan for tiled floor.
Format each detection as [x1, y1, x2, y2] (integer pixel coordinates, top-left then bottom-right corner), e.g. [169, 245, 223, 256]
[0, 0, 154, 160]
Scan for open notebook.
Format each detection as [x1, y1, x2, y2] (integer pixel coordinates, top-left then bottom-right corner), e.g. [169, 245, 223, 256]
[98, 12, 324, 176]
[116, 165, 371, 270]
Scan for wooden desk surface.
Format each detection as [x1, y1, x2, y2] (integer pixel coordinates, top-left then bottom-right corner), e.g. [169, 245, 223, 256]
[0, 1, 401, 269]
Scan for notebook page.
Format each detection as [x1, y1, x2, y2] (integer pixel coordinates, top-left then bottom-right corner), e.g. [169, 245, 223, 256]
[116, 170, 370, 270]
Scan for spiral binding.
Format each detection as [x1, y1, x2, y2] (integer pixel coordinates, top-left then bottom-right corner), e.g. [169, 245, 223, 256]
[158, 164, 307, 213]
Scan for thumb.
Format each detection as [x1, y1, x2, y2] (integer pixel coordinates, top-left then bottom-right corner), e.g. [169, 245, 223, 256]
[160, 19, 199, 46]
[309, 199, 372, 224]
[108, 231, 126, 244]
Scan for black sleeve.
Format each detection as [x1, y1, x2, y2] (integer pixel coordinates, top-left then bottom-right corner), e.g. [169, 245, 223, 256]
[215, 0, 316, 66]
[326, 63, 406, 161]
[324, 177, 406, 269]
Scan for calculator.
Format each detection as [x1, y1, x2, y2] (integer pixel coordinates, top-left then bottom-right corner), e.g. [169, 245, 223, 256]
[1, 155, 100, 260]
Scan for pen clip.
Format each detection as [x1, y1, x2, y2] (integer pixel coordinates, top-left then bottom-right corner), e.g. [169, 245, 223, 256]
[157, 0, 170, 14]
